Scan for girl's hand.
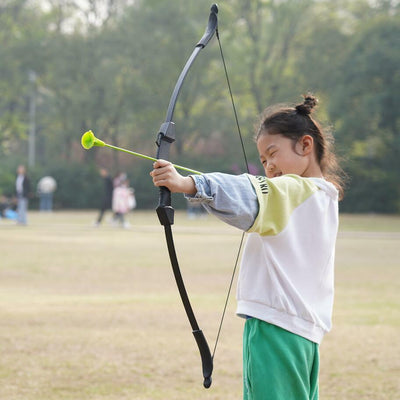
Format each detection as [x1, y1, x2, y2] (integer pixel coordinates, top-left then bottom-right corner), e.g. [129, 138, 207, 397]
[150, 160, 196, 195]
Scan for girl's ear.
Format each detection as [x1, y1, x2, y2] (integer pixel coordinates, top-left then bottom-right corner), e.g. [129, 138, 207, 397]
[298, 135, 314, 155]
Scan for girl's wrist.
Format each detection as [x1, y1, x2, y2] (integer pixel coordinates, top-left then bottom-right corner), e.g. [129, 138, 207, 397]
[181, 176, 196, 195]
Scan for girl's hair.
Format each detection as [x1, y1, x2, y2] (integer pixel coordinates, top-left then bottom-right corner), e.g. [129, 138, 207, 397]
[256, 94, 345, 200]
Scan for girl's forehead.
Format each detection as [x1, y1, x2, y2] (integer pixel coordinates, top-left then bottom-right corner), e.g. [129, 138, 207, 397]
[257, 133, 287, 148]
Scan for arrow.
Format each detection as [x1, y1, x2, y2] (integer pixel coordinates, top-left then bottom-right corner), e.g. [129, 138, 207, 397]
[81, 130, 202, 175]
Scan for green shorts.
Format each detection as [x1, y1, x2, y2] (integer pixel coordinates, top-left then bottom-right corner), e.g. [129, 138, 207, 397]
[243, 318, 319, 400]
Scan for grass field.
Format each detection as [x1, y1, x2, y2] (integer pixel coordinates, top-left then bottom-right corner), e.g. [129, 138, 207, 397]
[0, 210, 399, 399]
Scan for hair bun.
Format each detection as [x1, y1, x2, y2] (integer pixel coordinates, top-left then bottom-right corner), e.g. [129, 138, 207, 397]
[295, 94, 318, 116]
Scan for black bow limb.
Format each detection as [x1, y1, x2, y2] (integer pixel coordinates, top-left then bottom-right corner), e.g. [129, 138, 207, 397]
[155, 4, 218, 389]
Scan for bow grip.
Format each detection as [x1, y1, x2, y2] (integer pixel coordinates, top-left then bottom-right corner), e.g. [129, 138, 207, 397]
[156, 121, 176, 226]
[193, 329, 213, 388]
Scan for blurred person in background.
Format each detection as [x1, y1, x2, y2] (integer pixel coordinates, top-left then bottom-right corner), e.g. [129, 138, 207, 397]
[94, 167, 113, 226]
[0, 194, 17, 220]
[37, 176, 57, 212]
[112, 173, 136, 229]
[15, 165, 31, 225]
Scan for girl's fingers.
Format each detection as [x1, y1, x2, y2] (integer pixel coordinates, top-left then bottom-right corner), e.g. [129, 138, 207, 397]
[152, 159, 171, 170]
[150, 160, 172, 177]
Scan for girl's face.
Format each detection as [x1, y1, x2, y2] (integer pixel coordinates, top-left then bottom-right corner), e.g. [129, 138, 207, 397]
[256, 132, 311, 178]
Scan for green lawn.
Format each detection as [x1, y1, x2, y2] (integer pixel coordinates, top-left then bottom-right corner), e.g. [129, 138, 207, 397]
[0, 211, 399, 399]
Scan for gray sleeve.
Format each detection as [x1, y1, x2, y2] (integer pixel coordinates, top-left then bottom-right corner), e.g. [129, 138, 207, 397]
[184, 173, 259, 231]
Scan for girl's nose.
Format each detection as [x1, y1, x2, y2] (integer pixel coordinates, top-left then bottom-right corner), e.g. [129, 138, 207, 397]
[265, 162, 274, 177]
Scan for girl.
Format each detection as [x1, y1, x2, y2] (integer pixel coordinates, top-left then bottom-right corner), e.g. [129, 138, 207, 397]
[112, 173, 135, 229]
[150, 95, 344, 400]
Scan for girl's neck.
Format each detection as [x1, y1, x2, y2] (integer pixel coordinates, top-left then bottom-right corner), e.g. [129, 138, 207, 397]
[302, 159, 324, 179]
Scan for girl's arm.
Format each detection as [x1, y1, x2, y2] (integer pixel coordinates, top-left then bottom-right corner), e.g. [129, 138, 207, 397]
[151, 160, 258, 231]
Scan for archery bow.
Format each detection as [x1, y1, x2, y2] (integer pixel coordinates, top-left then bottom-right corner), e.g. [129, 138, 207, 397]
[155, 4, 249, 389]
[155, 4, 218, 389]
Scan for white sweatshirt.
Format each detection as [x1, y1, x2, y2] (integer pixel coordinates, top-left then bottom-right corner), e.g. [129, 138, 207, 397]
[188, 173, 339, 344]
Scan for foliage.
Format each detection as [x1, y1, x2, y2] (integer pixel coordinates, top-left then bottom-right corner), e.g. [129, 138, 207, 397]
[328, 12, 400, 212]
[0, 0, 398, 212]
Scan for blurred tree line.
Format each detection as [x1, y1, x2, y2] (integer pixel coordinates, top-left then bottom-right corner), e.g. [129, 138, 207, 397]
[0, 0, 399, 212]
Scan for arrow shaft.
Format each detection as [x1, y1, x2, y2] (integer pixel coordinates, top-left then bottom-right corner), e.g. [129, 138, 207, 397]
[104, 143, 202, 175]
